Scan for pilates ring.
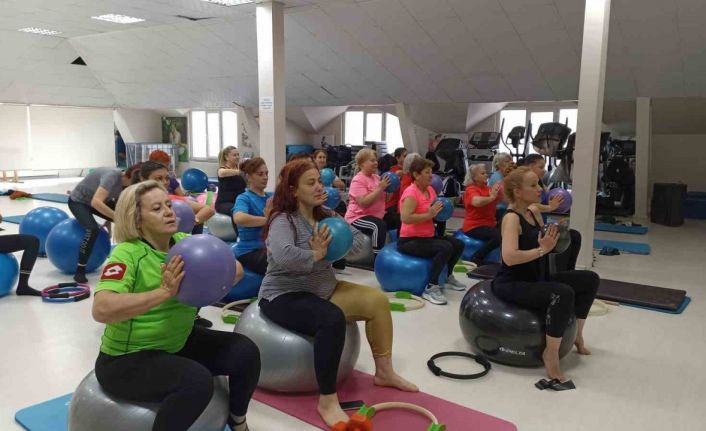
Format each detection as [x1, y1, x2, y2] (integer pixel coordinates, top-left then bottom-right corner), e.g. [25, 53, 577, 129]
[385, 291, 425, 312]
[589, 299, 610, 316]
[369, 402, 444, 430]
[220, 298, 256, 324]
[334, 402, 445, 431]
[41, 282, 91, 303]
[427, 351, 491, 380]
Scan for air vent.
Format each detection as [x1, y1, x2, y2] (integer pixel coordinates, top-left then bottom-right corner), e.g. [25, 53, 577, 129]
[71, 57, 87, 66]
[176, 15, 212, 21]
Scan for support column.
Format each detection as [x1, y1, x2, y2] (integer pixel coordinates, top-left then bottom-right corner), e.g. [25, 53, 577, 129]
[635, 97, 651, 219]
[395, 103, 419, 154]
[571, 0, 612, 270]
[256, 1, 286, 190]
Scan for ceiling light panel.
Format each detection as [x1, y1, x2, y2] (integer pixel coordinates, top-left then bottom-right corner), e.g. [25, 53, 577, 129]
[91, 14, 145, 24]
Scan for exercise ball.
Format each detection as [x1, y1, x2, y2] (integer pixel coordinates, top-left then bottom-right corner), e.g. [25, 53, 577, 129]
[205, 213, 237, 241]
[374, 242, 447, 295]
[45, 219, 111, 274]
[433, 197, 454, 222]
[171, 200, 195, 233]
[167, 235, 236, 307]
[319, 217, 353, 262]
[68, 371, 229, 431]
[320, 168, 336, 187]
[324, 187, 341, 209]
[234, 302, 360, 393]
[0, 253, 19, 297]
[181, 169, 209, 193]
[548, 188, 572, 214]
[223, 267, 263, 302]
[345, 232, 374, 267]
[452, 230, 501, 263]
[459, 280, 577, 367]
[19, 206, 69, 256]
[431, 174, 443, 194]
[382, 172, 400, 193]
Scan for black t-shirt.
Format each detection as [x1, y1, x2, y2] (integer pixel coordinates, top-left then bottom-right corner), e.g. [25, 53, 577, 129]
[215, 168, 246, 207]
[495, 209, 546, 283]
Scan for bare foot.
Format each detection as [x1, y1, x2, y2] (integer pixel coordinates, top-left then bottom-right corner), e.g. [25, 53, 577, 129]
[542, 349, 565, 381]
[374, 371, 419, 392]
[574, 336, 592, 355]
[317, 399, 349, 427]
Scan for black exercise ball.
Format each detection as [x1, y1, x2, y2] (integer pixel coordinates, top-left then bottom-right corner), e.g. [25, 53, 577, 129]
[459, 280, 577, 367]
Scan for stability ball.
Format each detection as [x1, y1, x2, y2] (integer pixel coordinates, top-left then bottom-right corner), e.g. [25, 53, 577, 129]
[382, 172, 400, 193]
[181, 169, 209, 193]
[0, 253, 19, 297]
[431, 174, 443, 194]
[548, 188, 572, 214]
[222, 267, 263, 302]
[345, 232, 374, 267]
[68, 371, 229, 431]
[324, 187, 341, 209]
[319, 217, 353, 262]
[45, 219, 111, 274]
[320, 168, 336, 187]
[205, 213, 237, 241]
[234, 302, 360, 393]
[19, 206, 69, 256]
[171, 200, 196, 233]
[374, 242, 447, 295]
[433, 197, 454, 222]
[167, 235, 236, 307]
[459, 280, 577, 367]
[452, 230, 501, 263]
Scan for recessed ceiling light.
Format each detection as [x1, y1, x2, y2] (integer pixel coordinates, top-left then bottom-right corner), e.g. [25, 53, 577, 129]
[18, 27, 62, 36]
[91, 14, 145, 24]
[200, 0, 254, 6]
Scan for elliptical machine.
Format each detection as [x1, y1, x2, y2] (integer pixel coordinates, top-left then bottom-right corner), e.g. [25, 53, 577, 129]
[596, 134, 635, 216]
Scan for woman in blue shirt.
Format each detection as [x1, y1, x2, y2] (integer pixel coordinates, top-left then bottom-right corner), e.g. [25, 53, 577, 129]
[233, 158, 272, 275]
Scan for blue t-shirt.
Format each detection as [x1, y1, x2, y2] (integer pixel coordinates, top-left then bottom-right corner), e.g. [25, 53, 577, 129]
[488, 171, 507, 210]
[233, 190, 273, 256]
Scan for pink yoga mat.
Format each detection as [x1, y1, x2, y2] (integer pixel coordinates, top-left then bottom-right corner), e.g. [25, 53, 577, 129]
[253, 370, 516, 430]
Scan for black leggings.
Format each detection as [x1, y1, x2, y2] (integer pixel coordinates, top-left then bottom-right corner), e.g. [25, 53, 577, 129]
[0, 234, 39, 285]
[464, 226, 501, 264]
[237, 249, 267, 275]
[68, 198, 113, 267]
[351, 213, 400, 252]
[259, 292, 345, 395]
[95, 326, 260, 431]
[553, 229, 581, 271]
[493, 270, 599, 338]
[397, 236, 464, 285]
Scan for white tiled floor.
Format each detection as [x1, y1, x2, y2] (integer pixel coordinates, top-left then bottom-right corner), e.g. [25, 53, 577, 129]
[2, 178, 705, 431]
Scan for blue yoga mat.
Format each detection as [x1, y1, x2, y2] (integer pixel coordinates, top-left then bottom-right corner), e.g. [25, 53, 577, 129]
[32, 193, 69, 204]
[622, 296, 691, 315]
[593, 239, 651, 255]
[595, 223, 648, 235]
[1, 215, 25, 224]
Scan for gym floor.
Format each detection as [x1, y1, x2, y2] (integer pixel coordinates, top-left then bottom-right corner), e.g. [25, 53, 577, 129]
[1, 178, 704, 431]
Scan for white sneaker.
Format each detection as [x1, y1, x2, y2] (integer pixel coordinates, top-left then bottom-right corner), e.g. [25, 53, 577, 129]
[422, 284, 447, 305]
[444, 274, 467, 291]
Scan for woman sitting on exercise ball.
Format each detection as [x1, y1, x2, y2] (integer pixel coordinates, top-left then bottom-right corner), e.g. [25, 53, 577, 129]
[493, 166, 598, 387]
[462, 164, 503, 267]
[397, 158, 465, 305]
[488, 152, 514, 221]
[259, 159, 417, 427]
[232, 158, 272, 275]
[91, 180, 259, 431]
[215, 146, 247, 227]
[0, 212, 41, 296]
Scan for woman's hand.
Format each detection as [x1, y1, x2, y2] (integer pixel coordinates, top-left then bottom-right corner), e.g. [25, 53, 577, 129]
[548, 194, 564, 212]
[538, 224, 559, 253]
[309, 223, 332, 261]
[160, 255, 185, 298]
[377, 175, 392, 191]
[427, 201, 443, 219]
[490, 183, 501, 199]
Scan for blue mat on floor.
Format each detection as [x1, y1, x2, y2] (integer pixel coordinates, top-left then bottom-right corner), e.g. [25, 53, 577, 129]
[1, 215, 24, 224]
[622, 296, 691, 314]
[593, 239, 651, 255]
[595, 223, 648, 235]
[32, 193, 69, 204]
[15, 393, 230, 431]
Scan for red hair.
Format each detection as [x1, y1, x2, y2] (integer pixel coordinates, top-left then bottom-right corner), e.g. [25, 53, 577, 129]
[149, 150, 171, 165]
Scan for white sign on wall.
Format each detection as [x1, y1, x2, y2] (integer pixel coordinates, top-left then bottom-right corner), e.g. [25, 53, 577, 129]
[259, 97, 273, 112]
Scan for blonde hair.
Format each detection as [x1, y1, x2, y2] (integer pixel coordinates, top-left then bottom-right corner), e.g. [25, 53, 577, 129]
[503, 166, 532, 204]
[218, 146, 238, 167]
[113, 180, 166, 243]
[465, 163, 486, 186]
[402, 152, 421, 173]
[492, 152, 512, 172]
[354, 148, 377, 174]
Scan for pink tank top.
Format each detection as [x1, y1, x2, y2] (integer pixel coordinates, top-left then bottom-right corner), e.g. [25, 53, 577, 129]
[399, 184, 436, 238]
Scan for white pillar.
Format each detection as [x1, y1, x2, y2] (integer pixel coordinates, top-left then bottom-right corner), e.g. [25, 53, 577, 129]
[635, 97, 651, 219]
[571, 0, 612, 270]
[395, 103, 419, 154]
[256, 1, 286, 190]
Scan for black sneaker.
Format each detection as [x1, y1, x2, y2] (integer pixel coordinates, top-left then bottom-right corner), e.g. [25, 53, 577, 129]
[194, 316, 213, 328]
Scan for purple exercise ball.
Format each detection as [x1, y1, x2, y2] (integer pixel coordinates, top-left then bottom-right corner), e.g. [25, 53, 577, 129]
[171, 200, 195, 233]
[548, 188, 572, 214]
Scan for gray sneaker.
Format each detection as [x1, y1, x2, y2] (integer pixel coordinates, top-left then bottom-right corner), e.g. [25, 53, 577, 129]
[422, 284, 447, 305]
[444, 274, 466, 291]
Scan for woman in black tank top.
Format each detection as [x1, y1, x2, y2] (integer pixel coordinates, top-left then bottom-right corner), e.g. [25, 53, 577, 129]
[494, 167, 599, 385]
[215, 146, 247, 218]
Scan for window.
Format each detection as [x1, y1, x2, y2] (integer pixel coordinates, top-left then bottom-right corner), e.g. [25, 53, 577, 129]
[344, 110, 406, 154]
[344, 111, 364, 146]
[559, 108, 578, 134]
[365, 113, 383, 142]
[385, 113, 404, 154]
[190, 110, 238, 160]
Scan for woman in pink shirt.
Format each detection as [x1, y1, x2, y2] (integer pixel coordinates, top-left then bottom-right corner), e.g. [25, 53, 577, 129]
[345, 149, 400, 255]
[397, 158, 465, 305]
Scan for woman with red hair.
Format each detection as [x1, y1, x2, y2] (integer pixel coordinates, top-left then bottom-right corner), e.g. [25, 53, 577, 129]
[258, 159, 417, 427]
[148, 150, 185, 196]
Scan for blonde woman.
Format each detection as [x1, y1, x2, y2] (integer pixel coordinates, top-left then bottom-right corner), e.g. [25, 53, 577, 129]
[215, 146, 247, 219]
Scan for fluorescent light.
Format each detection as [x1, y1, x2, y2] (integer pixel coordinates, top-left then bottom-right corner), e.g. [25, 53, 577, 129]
[200, 0, 254, 6]
[18, 27, 61, 36]
[91, 14, 145, 24]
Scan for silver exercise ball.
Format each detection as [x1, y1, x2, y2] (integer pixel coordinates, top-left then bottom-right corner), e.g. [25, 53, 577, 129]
[345, 232, 374, 266]
[234, 302, 360, 393]
[206, 213, 238, 241]
[68, 371, 229, 431]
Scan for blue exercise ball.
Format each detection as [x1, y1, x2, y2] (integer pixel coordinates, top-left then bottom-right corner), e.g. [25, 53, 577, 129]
[374, 242, 447, 295]
[223, 267, 264, 302]
[45, 219, 111, 274]
[319, 217, 353, 262]
[324, 187, 341, 209]
[320, 168, 336, 187]
[382, 172, 400, 193]
[452, 230, 501, 263]
[431, 174, 443, 194]
[0, 253, 19, 297]
[433, 197, 454, 222]
[19, 206, 69, 256]
[181, 168, 209, 193]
